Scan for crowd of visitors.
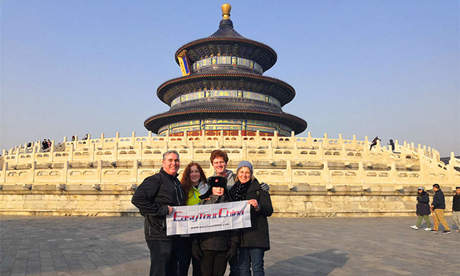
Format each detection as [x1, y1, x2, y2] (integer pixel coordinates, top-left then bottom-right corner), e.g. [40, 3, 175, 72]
[410, 184, 460, 234]
[132, 149, 272, 276]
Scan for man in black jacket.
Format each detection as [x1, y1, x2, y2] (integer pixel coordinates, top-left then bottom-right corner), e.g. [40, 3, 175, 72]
[132, 150, 185, 276]
[452, 186, 460, 232]
[431, 184, 451, 233]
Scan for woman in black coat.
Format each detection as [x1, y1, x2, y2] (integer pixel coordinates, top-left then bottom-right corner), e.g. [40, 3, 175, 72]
[410, 187, 432, 231]
[229, 161, 273, 276]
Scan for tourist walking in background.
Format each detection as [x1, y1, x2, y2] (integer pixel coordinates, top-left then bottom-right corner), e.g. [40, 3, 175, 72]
[410, 187, 432, 231]
[177, 162, 208, 276]
[431, 184, 451, 234]
[131, 150, 185, 276]
[192, 176, 239, 276]
[230, 161, 273, 276]
[452, 186, 460, 232]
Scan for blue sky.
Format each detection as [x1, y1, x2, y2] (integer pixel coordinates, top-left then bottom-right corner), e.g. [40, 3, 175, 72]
[1, 0, 459, 156]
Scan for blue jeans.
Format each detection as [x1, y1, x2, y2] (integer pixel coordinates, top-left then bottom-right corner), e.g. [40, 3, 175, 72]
[238, 248, 265, 276]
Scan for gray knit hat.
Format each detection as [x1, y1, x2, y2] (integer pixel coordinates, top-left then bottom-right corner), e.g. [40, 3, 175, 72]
[237, 161, 253, 173]
[418, 187, 424, 190]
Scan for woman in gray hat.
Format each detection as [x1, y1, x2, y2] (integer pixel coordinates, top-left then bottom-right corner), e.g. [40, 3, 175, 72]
[410, 187, 432, 231]
[230, 161, 273, 276]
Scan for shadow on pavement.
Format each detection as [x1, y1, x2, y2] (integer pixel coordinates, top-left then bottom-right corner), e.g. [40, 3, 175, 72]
[266, 249, 349, 276]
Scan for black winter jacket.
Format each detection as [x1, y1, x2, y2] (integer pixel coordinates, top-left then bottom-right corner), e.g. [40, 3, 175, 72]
[131, 168, 185, 240]
[432, 189, 446, 210]
[416, 191, 430, 216]
[453, 194, 460, 212]
[195, 195, 239, 251]
[233, 178, 273, 251]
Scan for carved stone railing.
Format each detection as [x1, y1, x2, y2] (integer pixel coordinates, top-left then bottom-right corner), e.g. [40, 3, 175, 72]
[1, 132, 459, 190]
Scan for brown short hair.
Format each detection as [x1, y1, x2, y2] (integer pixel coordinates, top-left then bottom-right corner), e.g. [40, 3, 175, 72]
[210, 149, 228, 163]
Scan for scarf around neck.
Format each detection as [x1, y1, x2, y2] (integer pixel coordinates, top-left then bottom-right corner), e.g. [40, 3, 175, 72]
[229, 180, 250, 201]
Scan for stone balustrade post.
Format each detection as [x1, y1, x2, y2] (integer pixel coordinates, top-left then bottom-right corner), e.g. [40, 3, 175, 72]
[32, 145, 37, 163]
[97, 160, 103, 185]
[69, 142, 74, 162]
[90, 144, 95, 162]
[286, 160, 293, 188]
[323, 160, 330, 186]
[390, 161, 397, 184]
[273, 131, 278, 148]
[357, 161, 364, 185]
[114, 141, 119, 162]
[190, 141, 195, 161]
[445, 152, 455, 183]
[1, 161, 7, 184]
[50, 140, 55, 162]
[268, 139, 273, 160]
[218, 130, 223, 148]
[139, 142, 144, 161]
[338, 133, 345, 153]
[134, 159, 139, 185]
[31, 161, 36, 184]
[15, 149, 20, 166]
[306, 131, 312, 144]
[131, 131, 136, 145]
[63, 161, 68, 184]
[100, 132, 105, 148]
[242, 140, 248, 160]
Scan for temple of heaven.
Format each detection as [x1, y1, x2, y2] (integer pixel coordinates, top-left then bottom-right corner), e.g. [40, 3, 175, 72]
[144, 3, 307, 136]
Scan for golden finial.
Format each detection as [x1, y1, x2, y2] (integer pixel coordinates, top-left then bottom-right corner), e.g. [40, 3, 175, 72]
[221, 3, 231, 20]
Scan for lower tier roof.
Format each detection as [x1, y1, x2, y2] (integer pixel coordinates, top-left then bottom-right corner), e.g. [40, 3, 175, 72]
[144, 109, 307, 134]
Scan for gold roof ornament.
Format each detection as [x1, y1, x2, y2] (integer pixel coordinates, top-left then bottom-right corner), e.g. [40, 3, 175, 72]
[222, 3, 231, 20]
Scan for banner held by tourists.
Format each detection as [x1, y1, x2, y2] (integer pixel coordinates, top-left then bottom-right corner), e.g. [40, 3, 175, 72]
[166, 201, 251, 236]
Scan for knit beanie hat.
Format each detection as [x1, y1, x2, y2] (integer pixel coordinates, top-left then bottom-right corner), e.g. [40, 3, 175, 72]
[237, 161, 253, 173]
[417, 187, 424, 190]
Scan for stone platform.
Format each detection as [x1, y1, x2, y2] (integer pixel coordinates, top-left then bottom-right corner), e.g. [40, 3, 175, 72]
[0, 216, 458, 276]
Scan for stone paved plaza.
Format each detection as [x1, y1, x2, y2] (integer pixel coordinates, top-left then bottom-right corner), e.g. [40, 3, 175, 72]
[1, 216, 459, 276]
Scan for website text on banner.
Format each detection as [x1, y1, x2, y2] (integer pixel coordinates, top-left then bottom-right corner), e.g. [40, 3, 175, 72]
[166, 201, 251, 236]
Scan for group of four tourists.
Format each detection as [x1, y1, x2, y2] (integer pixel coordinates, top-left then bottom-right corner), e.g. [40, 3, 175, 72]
[132, 149, 273, 276]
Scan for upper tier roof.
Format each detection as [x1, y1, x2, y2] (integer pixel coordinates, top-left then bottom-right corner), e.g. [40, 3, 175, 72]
[174, 6, 277, 72]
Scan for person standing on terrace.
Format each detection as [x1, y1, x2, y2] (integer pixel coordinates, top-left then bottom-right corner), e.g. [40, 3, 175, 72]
[177, 162, 208, 276]
[410, 187, 432, 231]
[452, 186, 460, 232]
[431, 184, 451, 234]
[131, 150, 185, 276]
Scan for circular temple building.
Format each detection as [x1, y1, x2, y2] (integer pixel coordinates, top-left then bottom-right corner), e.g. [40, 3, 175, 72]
[144, 4, 307, 136]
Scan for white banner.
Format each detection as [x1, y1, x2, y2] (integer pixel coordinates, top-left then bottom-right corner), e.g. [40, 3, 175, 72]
[166, 201, 251, 236]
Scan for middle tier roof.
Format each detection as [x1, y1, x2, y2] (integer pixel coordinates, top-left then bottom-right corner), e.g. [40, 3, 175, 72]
[157, 73, 296, 106]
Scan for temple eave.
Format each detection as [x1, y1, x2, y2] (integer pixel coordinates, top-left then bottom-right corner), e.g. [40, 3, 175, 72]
[144, 109, 307, 135]
[156, 73, 296, 106]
